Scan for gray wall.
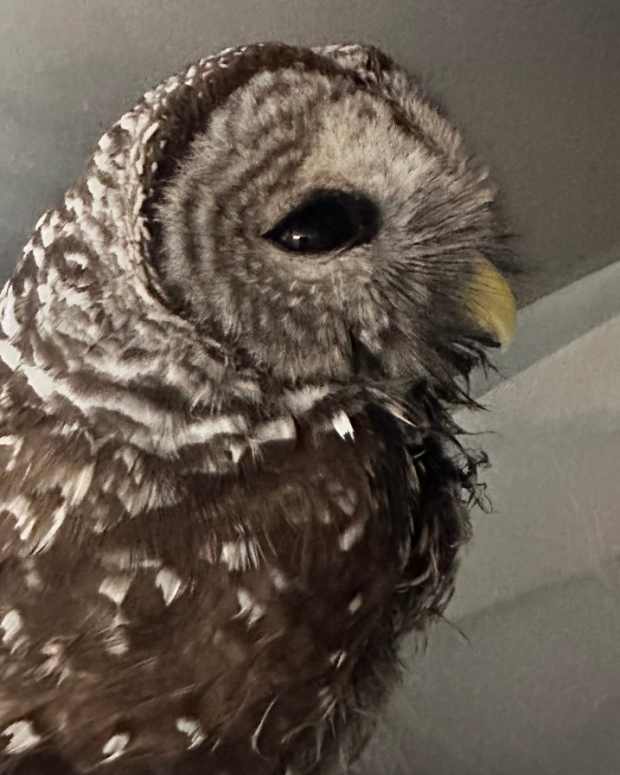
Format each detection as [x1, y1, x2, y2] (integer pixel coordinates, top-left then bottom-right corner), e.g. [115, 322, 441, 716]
[2, 0, 620, 303]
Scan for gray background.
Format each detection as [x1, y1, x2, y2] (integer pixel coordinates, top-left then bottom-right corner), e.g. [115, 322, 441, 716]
[2, 0, 620, 303]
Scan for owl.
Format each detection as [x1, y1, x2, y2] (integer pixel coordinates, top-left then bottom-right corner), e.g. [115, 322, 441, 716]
[0, 42, 516, 775]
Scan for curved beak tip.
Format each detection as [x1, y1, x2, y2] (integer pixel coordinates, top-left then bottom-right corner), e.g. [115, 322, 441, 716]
[468, 258, 517, 352]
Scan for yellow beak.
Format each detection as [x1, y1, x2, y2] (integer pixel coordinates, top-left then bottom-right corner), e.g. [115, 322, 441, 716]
[466, 255, 517, 349]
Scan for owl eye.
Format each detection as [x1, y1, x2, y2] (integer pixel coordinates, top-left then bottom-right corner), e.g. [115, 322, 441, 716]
[264, 190, 380, 254]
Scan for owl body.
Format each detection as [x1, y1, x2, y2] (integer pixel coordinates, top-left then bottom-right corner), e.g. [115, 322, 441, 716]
[0, 373, 464, 774]
[0, 43, 515, 774]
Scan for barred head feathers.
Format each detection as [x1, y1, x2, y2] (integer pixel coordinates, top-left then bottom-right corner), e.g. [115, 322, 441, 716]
[0, 42, 513, 775]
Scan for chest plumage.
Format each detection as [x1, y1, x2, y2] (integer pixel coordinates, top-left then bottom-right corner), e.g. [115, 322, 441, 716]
[0, 42, 514, 774]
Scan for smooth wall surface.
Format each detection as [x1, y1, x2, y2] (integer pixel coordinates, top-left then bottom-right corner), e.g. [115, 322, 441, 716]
[1, 0, 620, 303]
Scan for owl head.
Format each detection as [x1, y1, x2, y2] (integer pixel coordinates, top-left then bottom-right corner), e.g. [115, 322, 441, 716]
[151, 43, 516, 394]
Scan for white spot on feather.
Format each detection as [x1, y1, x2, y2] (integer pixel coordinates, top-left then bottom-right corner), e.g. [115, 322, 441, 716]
[155, 567, 184, 605]
[284, 385, 330, 414]
[87, 175, 107, 201]
[5, 494, 36, 541]
[32, 245, 45, 267]
[119, 113, 137, 133]
[175, 414, 248, 448]
[102, 732, 130, 761]
[269, 567, 288, 591]
[0, 285, 20, 338]
[21, 362, 57, 400]
[1, 720, 41, 754]
[98, 133, 113, 151]
[62, 463, 95, 507]
[329, 650, 347, 669]
[39, 222, 56, 248]
[348, 594, 363, 614]
[93, 150, 115, 174]
[34, 501, 68, 551]
[25, 568, 42, 590]
[176, 717, 205, 750]
[64, 194, 85, 219]
[36, 283, 51, 305]
[220, 539, 260, 572]
[99, 575, 133, 607]
[332, 411, 354, 441]
[1, 610, 23, 645]
[0, 340, 21, 370]
[235, 588, 265, 627]
[62, 287, 91, 311]
[226, 440, 246, 464]
[254, 417, 296, 444]
[339, 521, 365, 552]
[317, 686, 337, 717]
[35, 640, 72, 684]
[64, 251, 89, 268]
[105, 627, 129, 656]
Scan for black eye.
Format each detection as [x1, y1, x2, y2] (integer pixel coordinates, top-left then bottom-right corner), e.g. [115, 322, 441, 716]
[263, 190, 380, 254]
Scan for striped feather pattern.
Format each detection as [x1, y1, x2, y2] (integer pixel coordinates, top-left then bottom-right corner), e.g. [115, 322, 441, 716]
[0, 42, 509, 774]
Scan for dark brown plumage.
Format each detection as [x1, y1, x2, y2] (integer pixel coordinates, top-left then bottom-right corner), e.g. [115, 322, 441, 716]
[0, 42, 515, 774]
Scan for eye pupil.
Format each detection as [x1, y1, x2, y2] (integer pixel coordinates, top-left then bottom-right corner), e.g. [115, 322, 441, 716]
[264, 190, 379, 255]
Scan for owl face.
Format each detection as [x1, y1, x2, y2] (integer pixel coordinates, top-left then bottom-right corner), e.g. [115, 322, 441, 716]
[157, 56, 515, 386]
